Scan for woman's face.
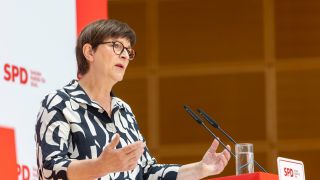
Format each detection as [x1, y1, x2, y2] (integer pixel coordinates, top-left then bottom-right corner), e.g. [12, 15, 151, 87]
[90, 37, 132, 83]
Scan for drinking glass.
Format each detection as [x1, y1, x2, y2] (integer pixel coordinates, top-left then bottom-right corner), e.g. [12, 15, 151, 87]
[235, 143, 254, 175]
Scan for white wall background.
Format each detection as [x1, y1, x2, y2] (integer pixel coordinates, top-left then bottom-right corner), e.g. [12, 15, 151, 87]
[0, 0, 77, 179]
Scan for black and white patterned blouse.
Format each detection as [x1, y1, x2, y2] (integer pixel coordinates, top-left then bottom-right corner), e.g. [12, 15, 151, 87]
[35, 79, 180, 180]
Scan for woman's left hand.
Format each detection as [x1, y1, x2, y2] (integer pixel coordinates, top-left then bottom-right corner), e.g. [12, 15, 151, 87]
[200, 139, 231, 177]
[177, 139, 231, 180]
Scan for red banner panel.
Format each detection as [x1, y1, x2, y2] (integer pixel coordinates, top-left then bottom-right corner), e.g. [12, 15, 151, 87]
[0, 127, 18, 180]
[76, 0, 108, 36]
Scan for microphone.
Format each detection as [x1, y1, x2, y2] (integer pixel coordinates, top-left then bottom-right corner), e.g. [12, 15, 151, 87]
[197, 108, 267, 173]
[183, 105, 235, 158]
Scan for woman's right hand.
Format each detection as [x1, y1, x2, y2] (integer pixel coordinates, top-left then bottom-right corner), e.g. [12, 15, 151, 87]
[67, 133, 145, 180]
[96, 133, 146, 176]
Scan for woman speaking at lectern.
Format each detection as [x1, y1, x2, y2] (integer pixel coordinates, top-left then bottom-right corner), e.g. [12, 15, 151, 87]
[35, 19, 231, 179]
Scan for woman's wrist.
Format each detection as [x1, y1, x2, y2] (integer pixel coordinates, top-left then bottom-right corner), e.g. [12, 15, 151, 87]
[196, 161, 206, 179]
[93, 156, 109, 178]
[177, 162, 205, 180]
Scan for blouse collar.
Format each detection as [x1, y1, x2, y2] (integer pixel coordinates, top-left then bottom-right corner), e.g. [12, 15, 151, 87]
[63, 79, 125, 111]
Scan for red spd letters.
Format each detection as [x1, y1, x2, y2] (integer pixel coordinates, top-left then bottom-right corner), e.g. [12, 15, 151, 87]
[3, 63, 28, 84]
[284, 167, 294, 177]
[17, 164, 30, 180]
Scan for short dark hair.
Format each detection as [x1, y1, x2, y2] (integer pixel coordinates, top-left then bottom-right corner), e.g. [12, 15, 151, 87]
[76, 19, 136, 76]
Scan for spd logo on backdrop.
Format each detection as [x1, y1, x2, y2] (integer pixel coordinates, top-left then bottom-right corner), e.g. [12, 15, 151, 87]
[3, 63, 46, 88]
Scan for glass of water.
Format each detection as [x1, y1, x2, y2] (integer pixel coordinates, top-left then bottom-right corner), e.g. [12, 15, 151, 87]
[235, 143, 254, 175]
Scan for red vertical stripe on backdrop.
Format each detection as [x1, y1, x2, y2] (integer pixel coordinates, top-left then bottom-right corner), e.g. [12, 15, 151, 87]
[0, 127, 18, 180]
[76, 0, 108, 36]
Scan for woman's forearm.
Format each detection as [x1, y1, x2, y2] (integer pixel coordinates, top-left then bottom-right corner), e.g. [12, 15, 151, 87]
[177, 162, 204, 180]
[67, 158, 105, 180]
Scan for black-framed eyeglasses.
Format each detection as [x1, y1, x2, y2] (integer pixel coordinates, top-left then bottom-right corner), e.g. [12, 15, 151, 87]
[99, 41, 135, 60]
